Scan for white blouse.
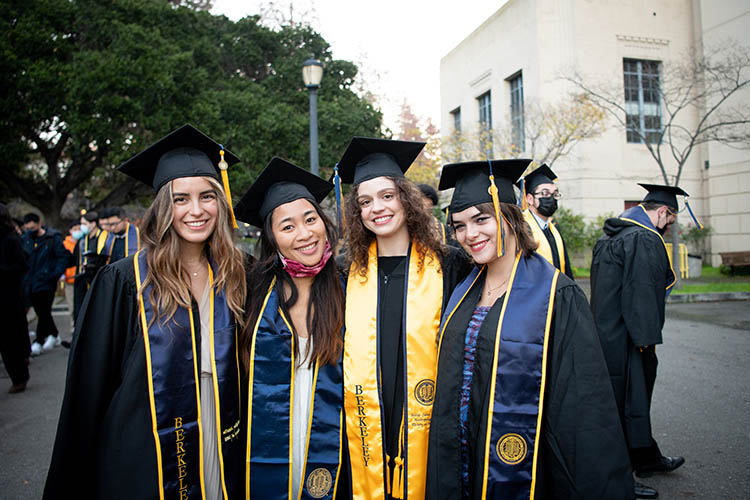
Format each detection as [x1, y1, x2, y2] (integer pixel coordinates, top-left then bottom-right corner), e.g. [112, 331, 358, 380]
[292, 335, 315, 500]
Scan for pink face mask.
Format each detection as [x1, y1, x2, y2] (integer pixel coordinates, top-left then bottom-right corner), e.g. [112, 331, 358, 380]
[279, 241, 333, 278]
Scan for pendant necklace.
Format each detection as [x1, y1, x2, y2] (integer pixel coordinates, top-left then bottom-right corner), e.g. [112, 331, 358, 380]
[485, 277, 509, 297]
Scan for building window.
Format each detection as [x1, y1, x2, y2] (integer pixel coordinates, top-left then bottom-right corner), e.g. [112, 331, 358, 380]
[451, 107, 461, 132]
[623, 58, 661, 144]
[509, 73, 524, 151]
[477, 91, 492, 155]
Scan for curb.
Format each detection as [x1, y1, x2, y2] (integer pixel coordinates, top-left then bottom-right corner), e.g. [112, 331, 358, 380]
[668, 292, 750, 303]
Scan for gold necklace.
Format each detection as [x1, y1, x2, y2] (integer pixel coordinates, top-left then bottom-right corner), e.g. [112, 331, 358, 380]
[485, 277, 509, 297]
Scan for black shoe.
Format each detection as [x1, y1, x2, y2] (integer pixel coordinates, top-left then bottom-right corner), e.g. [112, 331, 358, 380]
[636, 456, 685, 477]
[634, 481, 658, 499]
[61, 340, 71, 349]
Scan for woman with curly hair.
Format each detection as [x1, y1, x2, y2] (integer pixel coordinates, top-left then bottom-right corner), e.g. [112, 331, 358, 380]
[334, 137, 470, 500]
[234, 158, 347, 500]
[45, 125, 247, 500]
[426, 160, 633, 500]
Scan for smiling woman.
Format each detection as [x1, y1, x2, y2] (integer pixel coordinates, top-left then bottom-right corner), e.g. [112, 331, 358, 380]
[45, 124, 248, 500]
[234, 157, 345, 500]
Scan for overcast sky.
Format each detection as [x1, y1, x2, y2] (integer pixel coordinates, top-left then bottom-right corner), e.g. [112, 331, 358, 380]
[211, 0, 506, 132]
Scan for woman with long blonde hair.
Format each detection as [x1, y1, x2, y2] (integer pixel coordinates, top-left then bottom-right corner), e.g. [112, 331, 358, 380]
[45, 125, 247, 500]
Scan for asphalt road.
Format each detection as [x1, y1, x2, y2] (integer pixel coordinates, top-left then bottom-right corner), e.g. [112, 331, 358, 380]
[1, 300, 749, 499]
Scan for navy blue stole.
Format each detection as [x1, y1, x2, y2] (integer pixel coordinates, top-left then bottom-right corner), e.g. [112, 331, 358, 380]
[105, 222, 140, 260]
[438, 254, 559, 500]
[134, 250, 242, 500]
[619, 204, 677, 295]
[246, 278, 344, 500]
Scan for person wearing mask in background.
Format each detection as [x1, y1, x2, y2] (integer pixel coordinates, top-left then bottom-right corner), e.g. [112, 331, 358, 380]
[235, 158, 347, 500]
[335, 137, 471, 500]
[72, 210, 109, 324]
[99, 206, 140, 263]
[427, 160, 633, 500]
[21, 213, 72, 356]
[45, 124, 247, 500]
[63, 220, 80, 331]
[0, 203, 31, 393]
[517, 164, 574, 280]
[590, 183, 693, 499]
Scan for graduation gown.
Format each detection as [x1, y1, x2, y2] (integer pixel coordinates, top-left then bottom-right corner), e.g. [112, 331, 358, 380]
[589, 208, 675, 456]
[522, 209, 574, 280]
[44, 254, 243, 500]
[427, 260, 633, 500]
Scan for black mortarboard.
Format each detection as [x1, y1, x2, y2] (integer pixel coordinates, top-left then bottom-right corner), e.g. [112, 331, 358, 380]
[440, 159, 532, 213]
[336, 137, 425, 185]
[117, 124, 241, 191]
[638, 183, 689, 211]
[517, 164, 557, 193]
[234, 158, 333, 228]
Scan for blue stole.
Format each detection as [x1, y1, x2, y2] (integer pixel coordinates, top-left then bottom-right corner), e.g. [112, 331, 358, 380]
[134, 250, 242, 500]
[245, 278, 344, 500]
[438, 254, 559, 500]
[105, 222, 140, 260]
[619, 205, 677, 295]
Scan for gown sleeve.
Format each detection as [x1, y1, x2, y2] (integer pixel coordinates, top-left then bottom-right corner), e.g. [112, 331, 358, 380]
[44, 262, 140, 499]
[619, 232, 667, 347]
[536, 279, 634, 500]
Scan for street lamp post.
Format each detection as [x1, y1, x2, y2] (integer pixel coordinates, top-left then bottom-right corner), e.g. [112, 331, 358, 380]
[302, 58, 323, 176]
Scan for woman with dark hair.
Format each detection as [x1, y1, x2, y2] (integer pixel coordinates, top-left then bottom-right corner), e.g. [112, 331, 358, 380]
[0, 203, 30, 393]
[335, 137, 470, 500]
[234, 158, 345, 500]
[45, 125, 247, 500]
[426, 160, 633, 500]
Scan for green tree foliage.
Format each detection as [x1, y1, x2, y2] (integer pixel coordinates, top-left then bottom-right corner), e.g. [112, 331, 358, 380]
[0, 0, 382, 225]
[554, 206, 613, 255]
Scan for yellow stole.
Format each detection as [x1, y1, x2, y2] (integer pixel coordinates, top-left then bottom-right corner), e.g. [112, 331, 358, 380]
[523, 209, 566, 275]
[344, 241, 443, 500]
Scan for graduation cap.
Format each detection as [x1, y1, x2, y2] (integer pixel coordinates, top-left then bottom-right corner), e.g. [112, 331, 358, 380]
[638, 183, 703, 228]
[117, 124, 241, 227]
[234, 157, 333, 228]
[439, 159, 532, 257]
[336, 137, 425, 185]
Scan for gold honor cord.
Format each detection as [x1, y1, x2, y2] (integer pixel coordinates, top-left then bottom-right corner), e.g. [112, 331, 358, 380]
[523, 210, 566, 274]
[529, 270, 559, 499]
[245, 278, 276, 498]
[134, 251, 166, 500]
[480, 254, 521, 500]
[621, 205, 677, 291]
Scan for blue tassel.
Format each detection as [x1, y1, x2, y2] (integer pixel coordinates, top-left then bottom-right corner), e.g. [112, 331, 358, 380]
[333, 163, 344, 233]
[685, 200, 703, 230]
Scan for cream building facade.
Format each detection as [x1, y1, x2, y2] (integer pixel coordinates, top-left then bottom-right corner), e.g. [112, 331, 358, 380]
[440, 0, 749, 266]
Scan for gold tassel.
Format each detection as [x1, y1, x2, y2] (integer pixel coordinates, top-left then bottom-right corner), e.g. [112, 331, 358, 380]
[521, 179, 528, 211]
[218, 149, 238, 229]
[390, 414, 406, 499]
[488, 175, 504, 257]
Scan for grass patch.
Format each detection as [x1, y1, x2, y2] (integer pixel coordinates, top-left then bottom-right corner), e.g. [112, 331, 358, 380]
[673, 282, 750, 294]
[573, 266, 590, 278]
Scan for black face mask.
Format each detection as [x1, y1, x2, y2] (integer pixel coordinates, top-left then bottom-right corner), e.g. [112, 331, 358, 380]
[536, 197, 558, 217]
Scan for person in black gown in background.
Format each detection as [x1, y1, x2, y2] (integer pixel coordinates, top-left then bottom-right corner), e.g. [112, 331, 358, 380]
[44, 125, 247, 500]
[590, 183, 690, 499]
[427, 159, 633, 500]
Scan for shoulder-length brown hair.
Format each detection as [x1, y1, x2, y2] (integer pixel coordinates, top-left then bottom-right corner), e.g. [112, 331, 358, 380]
[456, 202, 538, 258]
[139, 176, 247, 324]
[240, 200, 344, 371]
[343, 176, 445, 277]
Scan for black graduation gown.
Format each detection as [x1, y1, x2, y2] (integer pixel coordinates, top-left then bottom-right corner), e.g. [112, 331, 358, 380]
[0, 227, 30, 386]
[427, 271, 634, 500]
[590, 218, 672, 457]
[44, 256, 241, 500]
